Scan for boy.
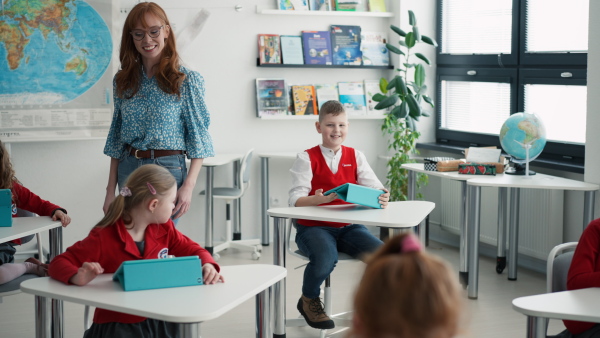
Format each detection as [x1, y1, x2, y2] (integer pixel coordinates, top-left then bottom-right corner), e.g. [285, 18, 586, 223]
[288, 100, 390, 329]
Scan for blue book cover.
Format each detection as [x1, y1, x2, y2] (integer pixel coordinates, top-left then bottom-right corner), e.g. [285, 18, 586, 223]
[309, 0, 330, 10]
[330, 25, 362, 65]
[324, 183, 383, 209]
[302, 31, 333, 65]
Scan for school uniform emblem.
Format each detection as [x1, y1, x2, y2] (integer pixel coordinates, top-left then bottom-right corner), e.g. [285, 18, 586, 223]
[158, 248, 169, 258]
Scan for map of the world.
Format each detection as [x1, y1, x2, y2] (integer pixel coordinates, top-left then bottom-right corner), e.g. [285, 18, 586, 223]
[0, 0, 112, 106]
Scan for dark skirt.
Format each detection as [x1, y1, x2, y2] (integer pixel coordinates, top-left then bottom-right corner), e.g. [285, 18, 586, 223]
[83, 319, 179, 338]
[0, 242, 16, 265]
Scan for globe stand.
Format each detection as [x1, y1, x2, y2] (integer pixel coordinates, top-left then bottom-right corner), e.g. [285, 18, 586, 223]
[505, 162, 536, 176]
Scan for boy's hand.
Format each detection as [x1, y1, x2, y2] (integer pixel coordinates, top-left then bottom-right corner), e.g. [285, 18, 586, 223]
[315, 189, 337, 205]
[379, 189, 390, 209]
[203, 263, 224, 284]
[52, 210, 71, 227]
[69, 262, 104, 286]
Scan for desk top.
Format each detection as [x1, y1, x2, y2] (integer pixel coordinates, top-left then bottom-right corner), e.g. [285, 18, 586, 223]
[257, 152, 297, 159]
[21, 264, 286, 323]
[512, 288, 600, 323]
[201, 154, 243, 167]
[401, 163, 471, 181]
[468, 173, 599, 191]
[267, 201, 435, 228]
[0, 217, 62, 243]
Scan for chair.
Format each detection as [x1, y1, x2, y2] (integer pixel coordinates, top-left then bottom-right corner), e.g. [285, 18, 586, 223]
[286, 219, 354, 338]
[0, 209, 44, 303]
[200, 149, 262, 260]
[544, 242, 578, 337]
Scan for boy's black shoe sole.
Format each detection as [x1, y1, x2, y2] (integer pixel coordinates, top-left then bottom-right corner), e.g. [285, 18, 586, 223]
[297, 298, 335, 330]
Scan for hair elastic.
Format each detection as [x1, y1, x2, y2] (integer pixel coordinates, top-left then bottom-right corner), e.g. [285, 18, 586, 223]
[146, 182, 156, 195]
[120, 187, 132, 197]
[400, 234, 422, 253]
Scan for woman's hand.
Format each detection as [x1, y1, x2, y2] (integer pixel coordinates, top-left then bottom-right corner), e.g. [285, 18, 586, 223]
[173, 184, 194, 219]
[379, 189, 390, 209]
[103, 192, 116, 214]
[202, 263, 224, 284]
[69, 262, 104, 286]
[52, 210, 71, 227]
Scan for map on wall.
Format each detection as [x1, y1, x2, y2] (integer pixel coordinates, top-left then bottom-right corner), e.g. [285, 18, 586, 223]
[0, 0, 115, 141]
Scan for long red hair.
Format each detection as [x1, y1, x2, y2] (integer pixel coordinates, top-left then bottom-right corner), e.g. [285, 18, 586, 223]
[115, 2, 185, 99]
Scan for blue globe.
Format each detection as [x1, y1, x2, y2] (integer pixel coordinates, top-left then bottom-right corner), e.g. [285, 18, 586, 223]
[499, 113, 547, 163]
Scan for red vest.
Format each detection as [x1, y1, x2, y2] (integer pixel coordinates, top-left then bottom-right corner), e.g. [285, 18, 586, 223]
[297, 145, 357, 228]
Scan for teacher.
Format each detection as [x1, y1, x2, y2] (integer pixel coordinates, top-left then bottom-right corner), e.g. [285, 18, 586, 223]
[103, 2, 214, 221]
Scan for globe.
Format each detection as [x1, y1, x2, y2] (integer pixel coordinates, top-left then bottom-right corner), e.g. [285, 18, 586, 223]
[499, 113, 547, 175]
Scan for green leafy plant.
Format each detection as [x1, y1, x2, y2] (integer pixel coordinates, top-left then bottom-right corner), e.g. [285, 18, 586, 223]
[372, 10, 437, 201]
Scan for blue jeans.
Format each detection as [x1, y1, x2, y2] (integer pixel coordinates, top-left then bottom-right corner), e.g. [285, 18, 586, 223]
[295, 223, 383, 299]
[118, 150, 188, 222]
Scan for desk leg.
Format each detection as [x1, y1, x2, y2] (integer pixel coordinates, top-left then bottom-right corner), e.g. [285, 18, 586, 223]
[49, 227, 63, 338]
[179, 323, 200, 338]
[256, 286, 272, 338]
[526, 316, 546, 338]
[233, 160, 242, 240]
[583, 190, 596, 230]
[467, 185, 481, 299]
[407, 170, 416, 200]
[205, 167, 214, 254]
[508, 188, 520, 281]
[261, 158, 270, 246]
[272, 217, 287, 338]
[496, 187, 508, 274]
[35, 295, 51, 338]
[459, 181, 468, 288]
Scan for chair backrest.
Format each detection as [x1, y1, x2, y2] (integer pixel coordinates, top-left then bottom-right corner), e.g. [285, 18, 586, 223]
[546, 242, 578, 293]
[238, 149, 254, 194]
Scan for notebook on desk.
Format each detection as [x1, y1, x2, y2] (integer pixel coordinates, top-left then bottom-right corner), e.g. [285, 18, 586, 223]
[324, 183, 384, 209]
[113, 256, 203, 291]
[0, 189, 12, 227]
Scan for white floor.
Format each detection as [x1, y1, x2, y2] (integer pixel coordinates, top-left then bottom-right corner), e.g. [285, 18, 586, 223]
[0, 240, 567, 338]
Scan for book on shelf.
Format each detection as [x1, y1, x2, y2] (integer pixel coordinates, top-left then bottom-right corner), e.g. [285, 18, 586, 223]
[363, 80, 386, 116]
[278, 0, 309, 10]
[338, 81, 367, 116]
[280, 35, 304, 65]
[258, 34, 281, 65]
[368, 0, 386, 12]
[308, 0, 331, 10]
[330, 25, 362, 65]
[256, 78, 289, 117]
[360, 31, 389, 66]
[314, 84, 339, 109]
[334, 0, 363, 11]
[291, 85, 318, 115]
[301, 31, 333, 65]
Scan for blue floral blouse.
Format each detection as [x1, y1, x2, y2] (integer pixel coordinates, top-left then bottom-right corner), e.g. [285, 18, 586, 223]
[103, 66, 215, 159]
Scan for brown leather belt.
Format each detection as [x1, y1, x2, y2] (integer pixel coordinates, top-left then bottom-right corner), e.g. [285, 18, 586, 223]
[128, 146, 185, 159]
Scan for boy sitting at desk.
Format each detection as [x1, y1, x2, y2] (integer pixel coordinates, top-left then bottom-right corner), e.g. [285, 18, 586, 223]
[288, 100, 390, 329]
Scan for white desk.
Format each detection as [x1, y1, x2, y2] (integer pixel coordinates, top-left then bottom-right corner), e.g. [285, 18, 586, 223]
[21, 264, 286, 338]
[267, 201, 435, 337]
[467, 174, 599, 299]
[512, 288, 600, 338]
[0, 217, 64, 338]
[200, 154, 243, 254]
[258, 152, 297, 246]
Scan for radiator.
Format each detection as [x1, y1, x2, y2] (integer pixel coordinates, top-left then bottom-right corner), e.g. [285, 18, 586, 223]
[438, 179, 564, 260]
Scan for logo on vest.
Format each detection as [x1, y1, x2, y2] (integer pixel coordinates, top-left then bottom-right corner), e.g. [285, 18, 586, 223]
[342, 164, 352, 167]
[158, 248, 169, 259]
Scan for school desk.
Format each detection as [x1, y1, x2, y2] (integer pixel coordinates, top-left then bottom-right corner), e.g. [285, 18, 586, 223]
[267, 201, 435, 337]
[512, 288, 600, 338]
[21, 264, 287, 338]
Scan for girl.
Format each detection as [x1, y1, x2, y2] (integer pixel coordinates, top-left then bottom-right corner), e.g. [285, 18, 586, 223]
[0, 141, 70, 284]
[49, 164, 222, 338]
[102, 2, 214, 222]
[350, 233, 464, 338]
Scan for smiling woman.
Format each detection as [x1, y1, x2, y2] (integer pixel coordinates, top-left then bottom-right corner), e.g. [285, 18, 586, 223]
[102, 2, 215, 223]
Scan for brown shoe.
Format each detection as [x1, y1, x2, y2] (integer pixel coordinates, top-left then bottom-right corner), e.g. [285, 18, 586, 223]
[297, 295, 335, 329]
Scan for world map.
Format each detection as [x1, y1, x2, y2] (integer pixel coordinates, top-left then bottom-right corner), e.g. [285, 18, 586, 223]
[0, 0, 112, 106]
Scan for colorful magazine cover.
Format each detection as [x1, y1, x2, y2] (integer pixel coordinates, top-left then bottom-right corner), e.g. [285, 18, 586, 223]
[279, 0, 309, 10]
[360, 32, 389, 66]
[292, 85, 318, 115]
[338, 81, 367, 115]
[302, 31, 333, 65]
[330, 25, 362, 65]
[256, 78, 288, 117]
[258, 34, 281, 64]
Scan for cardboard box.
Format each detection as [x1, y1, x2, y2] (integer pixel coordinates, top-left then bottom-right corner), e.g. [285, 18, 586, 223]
[423, 157, 456, 171]
[436, 159, 466, 172]
[458, 163, 497, 175]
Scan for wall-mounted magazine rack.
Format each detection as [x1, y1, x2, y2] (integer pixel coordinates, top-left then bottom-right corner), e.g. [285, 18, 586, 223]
[256, 6, 394, 17]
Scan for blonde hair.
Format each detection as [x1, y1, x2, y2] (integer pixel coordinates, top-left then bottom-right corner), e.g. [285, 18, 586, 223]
[319, 100, 345, 122]
[0, 141, 20, 203]
[96, 164, 176, 228]
[351, 234, 463, 338]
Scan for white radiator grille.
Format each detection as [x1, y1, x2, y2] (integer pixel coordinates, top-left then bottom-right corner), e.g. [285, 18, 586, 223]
[439, 179, 564, 260]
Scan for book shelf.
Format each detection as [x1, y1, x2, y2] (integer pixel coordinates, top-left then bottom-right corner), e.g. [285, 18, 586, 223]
[260, 115, 385, 120]
[256, 7, 394, 17]
[257, 58, 393, 69]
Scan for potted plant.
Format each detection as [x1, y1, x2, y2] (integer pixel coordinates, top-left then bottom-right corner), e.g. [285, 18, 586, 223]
[372, 10, 438, 201]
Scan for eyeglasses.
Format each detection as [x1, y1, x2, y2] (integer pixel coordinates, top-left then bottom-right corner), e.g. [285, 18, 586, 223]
[130, 25, 164, 41]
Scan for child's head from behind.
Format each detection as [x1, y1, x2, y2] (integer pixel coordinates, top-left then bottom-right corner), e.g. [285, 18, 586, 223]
[98, 164, 176, 228]
[316, 100, 348, 151]
[352, 233, 463, 338]
[0, 141, 17, 190]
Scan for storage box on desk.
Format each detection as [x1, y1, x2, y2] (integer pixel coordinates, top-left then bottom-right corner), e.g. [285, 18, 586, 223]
[112, 256, 203, 291]
[423, 157, 456, 171]
[437, 159, 466, 172]
[458, 163, 497, 176]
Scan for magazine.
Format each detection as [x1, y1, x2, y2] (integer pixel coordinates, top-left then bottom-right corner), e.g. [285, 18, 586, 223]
[255, 78, 288, 117]
[338, 81, 367, 115]
[360, 31, 389, 66]
[314, 84, 339, 109]
[280, 35, 304, 65]
[292, 85, 318, 115]
[258, 34, 281, 65]
[330, 25, 362, 65]
[302, 31, 333, 65]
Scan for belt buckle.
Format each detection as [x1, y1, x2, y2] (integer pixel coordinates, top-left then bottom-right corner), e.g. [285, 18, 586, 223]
[134, 149, 142, 159]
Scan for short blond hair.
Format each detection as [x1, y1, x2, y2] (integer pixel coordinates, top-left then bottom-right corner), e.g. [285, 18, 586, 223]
[319, 100, 345, 122]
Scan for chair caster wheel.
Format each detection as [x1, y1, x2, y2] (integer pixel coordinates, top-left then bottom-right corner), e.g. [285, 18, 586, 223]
[252, 252, 261, 260]
[496, 257, 506, 274]
[212, 253, 220, 261]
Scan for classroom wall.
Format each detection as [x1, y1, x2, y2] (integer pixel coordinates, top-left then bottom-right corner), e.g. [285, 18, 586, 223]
[7, 0, 437, 249]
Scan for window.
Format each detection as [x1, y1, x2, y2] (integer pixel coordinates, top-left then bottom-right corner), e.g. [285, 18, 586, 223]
[436, 0, 588, 169]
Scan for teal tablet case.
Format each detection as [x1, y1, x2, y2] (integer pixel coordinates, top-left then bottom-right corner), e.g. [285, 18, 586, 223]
[112, 256, 203, 291]
[324, 183, 383, 209]
[0, 189, 13, 227]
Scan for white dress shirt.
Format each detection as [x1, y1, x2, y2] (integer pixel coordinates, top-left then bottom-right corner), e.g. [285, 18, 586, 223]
[288, 145, 385, 207]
